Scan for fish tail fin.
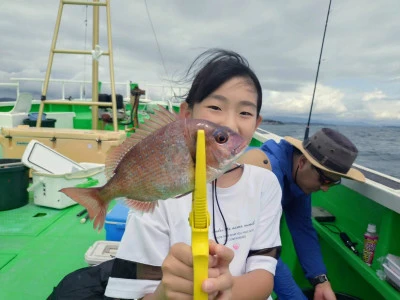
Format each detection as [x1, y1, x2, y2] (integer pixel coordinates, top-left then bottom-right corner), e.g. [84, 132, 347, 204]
[60, 187, 108, 231]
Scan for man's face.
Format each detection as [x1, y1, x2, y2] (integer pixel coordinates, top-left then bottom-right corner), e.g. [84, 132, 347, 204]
[296, 157, 341, 194]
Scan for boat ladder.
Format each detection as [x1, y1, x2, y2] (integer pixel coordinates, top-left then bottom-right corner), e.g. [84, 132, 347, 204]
[37, 0, 119, 131]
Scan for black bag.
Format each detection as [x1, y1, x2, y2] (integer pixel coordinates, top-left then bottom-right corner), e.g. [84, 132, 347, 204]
[98, 94, 124, 109]
[47, 259, 114, 300]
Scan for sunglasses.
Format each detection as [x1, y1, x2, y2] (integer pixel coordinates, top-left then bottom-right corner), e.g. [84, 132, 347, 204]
[314, 166, 341, 186]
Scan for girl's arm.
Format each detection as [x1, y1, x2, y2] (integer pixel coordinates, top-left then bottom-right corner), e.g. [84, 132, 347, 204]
[231, 269, 274, 299]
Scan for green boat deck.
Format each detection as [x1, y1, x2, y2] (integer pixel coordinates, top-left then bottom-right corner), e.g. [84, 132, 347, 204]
[2, 188, 399, 299]
[282, 184, 400, 300]
[0, 197, 108, 299]
[1, 104, 399, 299]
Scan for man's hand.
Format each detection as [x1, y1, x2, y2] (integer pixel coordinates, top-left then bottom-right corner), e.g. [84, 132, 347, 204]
[314, 281, 336, 300]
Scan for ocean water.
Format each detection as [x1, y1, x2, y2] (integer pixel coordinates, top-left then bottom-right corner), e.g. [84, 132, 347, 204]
[259, 123, 400, 180]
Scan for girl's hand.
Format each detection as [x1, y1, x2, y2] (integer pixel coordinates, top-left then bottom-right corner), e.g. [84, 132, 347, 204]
[159, 242, 194, 299]
[156, 241, 234, 299]
[202, 240, 234, 299]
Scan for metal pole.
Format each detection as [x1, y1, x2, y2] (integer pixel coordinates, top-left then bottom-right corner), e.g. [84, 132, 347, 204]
[37, 0, 65, 127]
[91, 0, 100, 130]
[106, 0, 118, 131]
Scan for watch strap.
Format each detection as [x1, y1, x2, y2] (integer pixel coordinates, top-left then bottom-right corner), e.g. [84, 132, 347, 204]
[309, 274, 329, 287]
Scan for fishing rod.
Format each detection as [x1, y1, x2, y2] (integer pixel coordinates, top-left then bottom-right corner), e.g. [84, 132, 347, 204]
[304, 0, 333, 140]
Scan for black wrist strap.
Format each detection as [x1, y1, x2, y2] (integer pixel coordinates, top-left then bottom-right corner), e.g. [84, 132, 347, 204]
[309, 274, 329, 287]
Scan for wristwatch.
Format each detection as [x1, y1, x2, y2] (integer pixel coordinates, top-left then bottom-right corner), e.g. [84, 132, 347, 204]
[310, 274, 329, 287]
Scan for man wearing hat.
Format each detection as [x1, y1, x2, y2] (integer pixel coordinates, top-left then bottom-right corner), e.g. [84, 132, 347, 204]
[239, 128, 365, 300]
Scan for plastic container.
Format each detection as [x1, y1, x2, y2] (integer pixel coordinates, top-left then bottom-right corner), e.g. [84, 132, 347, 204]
[84, 240, 120, 266]
[387, 254, 400, 277]
[105, 202, 129, 241]
[362, 223, 379, 266]
[383, 263, 400, 291]
[22, 140, 85, 175]
[29, 162, 106, 209]
[27, 112, 47, 121]
[0, 159, 29, 211]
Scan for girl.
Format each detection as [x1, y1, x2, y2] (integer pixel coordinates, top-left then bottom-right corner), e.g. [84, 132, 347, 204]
[105, 49, 282, 300]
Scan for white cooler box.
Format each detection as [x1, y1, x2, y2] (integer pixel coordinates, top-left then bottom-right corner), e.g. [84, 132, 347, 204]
[28, 162, 107, 209]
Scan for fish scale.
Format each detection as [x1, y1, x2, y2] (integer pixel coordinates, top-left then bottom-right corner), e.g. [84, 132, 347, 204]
[60, 106, 247, 230]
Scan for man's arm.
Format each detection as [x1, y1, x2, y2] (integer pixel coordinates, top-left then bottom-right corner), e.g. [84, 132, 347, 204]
[284, 197, 327, 279]
[285, 205, 337, 300]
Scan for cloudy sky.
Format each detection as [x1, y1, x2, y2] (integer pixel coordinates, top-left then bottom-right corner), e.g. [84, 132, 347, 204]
[1, 0, 399, 125]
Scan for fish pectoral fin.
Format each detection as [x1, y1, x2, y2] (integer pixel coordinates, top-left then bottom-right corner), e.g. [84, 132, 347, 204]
[125, 199, 158, 213]
[174, 191, 192, 199]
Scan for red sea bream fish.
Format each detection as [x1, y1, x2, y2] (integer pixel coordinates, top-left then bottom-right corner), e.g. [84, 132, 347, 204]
[60, 106, 247, 230]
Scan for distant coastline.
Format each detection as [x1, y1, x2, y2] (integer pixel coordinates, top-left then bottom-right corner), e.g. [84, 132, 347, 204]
[262, 117, 399, 128]
[0, 97, 15, 102]
[262, 119, 284, 125]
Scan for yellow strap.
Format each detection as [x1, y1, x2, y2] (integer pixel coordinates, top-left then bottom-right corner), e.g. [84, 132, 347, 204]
[189, 130, 210, 300]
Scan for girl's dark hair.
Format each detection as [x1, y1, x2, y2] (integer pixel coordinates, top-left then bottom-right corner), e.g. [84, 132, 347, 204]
[183, 48, 262, 116]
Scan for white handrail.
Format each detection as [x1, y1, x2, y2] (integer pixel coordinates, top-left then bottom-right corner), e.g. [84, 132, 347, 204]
[8, 77, 189, 103]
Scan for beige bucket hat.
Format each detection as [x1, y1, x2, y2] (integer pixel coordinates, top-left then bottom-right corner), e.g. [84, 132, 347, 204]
[285, 128, 365, 182]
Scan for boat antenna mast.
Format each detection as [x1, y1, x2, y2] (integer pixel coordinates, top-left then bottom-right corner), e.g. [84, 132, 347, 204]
[304, 0, 333, 140]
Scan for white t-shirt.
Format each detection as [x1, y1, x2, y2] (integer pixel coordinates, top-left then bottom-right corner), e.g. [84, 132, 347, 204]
[105, 164, 282, 299]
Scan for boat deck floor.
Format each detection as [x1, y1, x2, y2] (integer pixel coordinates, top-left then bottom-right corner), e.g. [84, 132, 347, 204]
[0, 198, 107, 299]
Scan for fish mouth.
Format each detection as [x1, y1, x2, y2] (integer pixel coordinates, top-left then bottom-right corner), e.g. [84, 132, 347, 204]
[231, 140, 248, 156]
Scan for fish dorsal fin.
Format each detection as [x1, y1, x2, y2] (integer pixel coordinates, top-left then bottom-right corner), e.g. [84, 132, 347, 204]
[153, 104, 178, 123]
[104, 106, 178, 179]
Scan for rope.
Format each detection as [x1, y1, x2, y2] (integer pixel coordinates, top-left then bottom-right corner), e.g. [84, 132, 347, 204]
[143, 0, 177, 102]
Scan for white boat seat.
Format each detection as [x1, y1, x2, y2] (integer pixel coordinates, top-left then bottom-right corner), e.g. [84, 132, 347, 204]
[0, 92, 33, 128]
[7, 92, 33, 114]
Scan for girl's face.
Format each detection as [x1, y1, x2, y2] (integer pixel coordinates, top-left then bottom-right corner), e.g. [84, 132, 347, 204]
[180, 76, 262, 144]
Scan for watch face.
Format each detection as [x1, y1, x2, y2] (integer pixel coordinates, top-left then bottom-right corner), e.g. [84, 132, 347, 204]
[319, 275, 328, 282]
[311, 274, 328, 286]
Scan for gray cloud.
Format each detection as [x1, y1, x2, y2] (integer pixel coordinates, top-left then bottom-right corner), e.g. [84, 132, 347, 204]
[1, 0, 399, 125]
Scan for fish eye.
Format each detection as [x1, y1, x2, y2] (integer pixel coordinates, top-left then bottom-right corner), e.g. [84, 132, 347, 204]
[213, 129, 229, 144]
